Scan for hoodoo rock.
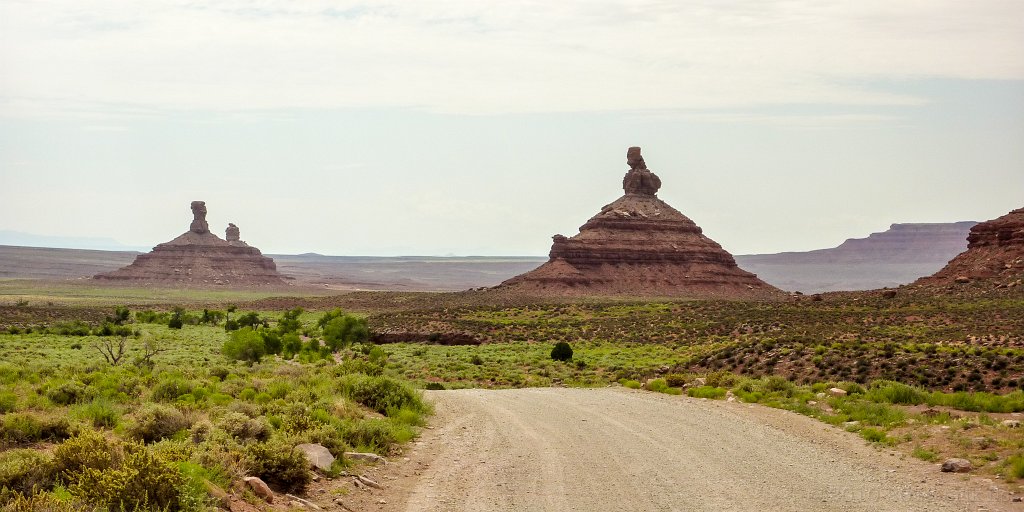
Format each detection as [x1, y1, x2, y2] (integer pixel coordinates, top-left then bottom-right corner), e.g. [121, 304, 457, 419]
[914, 207, 1024, 290]
[498, 147, 781, 298]
[94, 201, 286, 286]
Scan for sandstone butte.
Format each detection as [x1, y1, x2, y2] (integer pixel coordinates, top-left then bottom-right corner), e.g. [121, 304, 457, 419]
[94, 201, 286, 287]
[913, 206, 1024, 291]
[498, 147, 782, 299]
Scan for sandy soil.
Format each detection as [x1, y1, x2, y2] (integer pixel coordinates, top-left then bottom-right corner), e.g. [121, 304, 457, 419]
[337, 387, 1020, 512]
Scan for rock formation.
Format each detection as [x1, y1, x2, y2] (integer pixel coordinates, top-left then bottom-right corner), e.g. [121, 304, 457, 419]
[225, 223, 240, 243]
[94, 202, 286, 286]
[498, 147, 780, 298]
[913, 207, 1024, 290]
[735, 221, 976, 293]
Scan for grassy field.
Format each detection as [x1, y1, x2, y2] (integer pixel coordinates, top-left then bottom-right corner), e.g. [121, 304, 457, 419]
[0, 304, 428, 511]
[1, 287, 1023, 508]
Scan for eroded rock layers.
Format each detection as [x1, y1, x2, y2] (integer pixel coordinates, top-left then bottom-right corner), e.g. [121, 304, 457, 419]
[914, 207, 1024, 290]
[94, 201, 285, 286]
[499, 147, 780, 298]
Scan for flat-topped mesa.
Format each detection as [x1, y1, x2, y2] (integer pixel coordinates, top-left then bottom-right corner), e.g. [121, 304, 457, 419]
[94, 201, 285, 287]
[498, 147, 781, 298]
[914, 207, 1024, 290]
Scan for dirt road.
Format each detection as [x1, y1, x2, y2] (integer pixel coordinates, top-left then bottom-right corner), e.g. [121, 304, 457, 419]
[384, 388, 1016, 512]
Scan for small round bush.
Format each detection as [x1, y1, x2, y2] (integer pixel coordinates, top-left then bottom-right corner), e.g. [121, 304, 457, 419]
[127, 403, 190, 443]
[0, 449, 55, 495]
[222, 327, 266, 362]
[244, 441, 311, 493]
[550, 342, 573, 362]
[216, 412, 270, 442]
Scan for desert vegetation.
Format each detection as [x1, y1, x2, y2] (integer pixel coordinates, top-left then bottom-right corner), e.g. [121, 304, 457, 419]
[0, 305, 427, 510]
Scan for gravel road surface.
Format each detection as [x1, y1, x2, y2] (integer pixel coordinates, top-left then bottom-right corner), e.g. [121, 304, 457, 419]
[393, 387, 1015, 512]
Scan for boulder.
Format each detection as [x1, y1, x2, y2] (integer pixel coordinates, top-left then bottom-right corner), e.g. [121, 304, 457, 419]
[344, 452, 387, 465]
[828, 387, 848, 397]
[1002, 419, 1021, 428]
[243, 476, 274, 503]
[296, 443, 335, 472]
[940, 458, 972, 473]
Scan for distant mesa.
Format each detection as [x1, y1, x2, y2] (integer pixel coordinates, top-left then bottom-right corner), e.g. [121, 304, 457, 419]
[498, 147, 781, 298]
[94, 201, 286, 286]
[913, 207, 1024, 291]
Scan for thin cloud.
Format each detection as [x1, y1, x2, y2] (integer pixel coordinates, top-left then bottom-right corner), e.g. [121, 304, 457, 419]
[2, 0, 1022, 118]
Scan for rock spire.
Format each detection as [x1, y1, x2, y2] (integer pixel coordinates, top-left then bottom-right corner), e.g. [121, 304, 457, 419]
[498, 147, 780, 298]
[94, 201, 285, 287]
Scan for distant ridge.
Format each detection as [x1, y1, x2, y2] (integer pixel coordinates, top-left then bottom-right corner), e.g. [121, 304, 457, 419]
[736, 221, 976, 292]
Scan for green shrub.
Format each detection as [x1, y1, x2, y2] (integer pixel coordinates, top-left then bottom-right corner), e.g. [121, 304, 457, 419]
[244, 441, 311, 493]
[74, 398, 120, 429]
[687, 386, 727, 399]
[127, 403, 190, 443]
[0, 489, 78, 512]
[0, 449, 54, 495]
[222, 327, 266, 362]
[704, 370, 737, 389]
[759, 376, 795, 396]
[52, 430, 116, 478]
[71, 439, 183, 511]
[859, 427, 896, 446]
[342, 418, 413, 453]
[646, 378, 681, 395]
[322, 313, 370, 352]
[151, 376, 196, 402]
[550, 342, 573, 362]
[424, 382, 446, 390]
[664, 374, 690, 387]
[0, 391, 17, 413]
[342, 374, 425, 415]
[912, 446, 938, 462]
[45, 381, 93, 406]
[216, 412, 270, 442]
[1, 413, 73, 447]
[866, 380, 928, 405]
[618, 379, 642, 389]
[1008, 454, 1024, 480]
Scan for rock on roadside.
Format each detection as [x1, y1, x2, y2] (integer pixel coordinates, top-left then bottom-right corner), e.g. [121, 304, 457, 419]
[940, 458, 972, 473]
[296, 443, 336, 472]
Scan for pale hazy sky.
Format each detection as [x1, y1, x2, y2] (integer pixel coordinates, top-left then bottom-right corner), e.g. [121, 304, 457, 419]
[2, 1, 1023, 256]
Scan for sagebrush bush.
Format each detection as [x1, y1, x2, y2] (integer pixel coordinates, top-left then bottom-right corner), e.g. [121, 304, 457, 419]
[244, 441, 311, 493]
[216, 412, 270, 442]
[150, 375, 196, 402]
[342, 418, 413, 453]
[45, 381, 93, 406]
[0, 413, 73, 447]
[72, 440, 183, 511]
[342, 374, 425, 415]
[74, 398, 119, 429]
[0, 391, 17, 413]
[866, 380, 927, 405]
[0, 449, 54, 495]
[127, 403, 190, 443]
[664, 374, 690, 387]
[646, 378, 681, 395]
[52, 429, 185, 510]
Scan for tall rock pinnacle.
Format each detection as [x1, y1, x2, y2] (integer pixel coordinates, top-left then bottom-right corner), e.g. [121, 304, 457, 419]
[498, 147, 780, 298]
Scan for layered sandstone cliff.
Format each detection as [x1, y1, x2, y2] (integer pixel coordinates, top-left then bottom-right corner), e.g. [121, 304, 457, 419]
[914, 207, 1024, 290]
[94, 201, 285, 286]
[498, 147, 780, 298]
